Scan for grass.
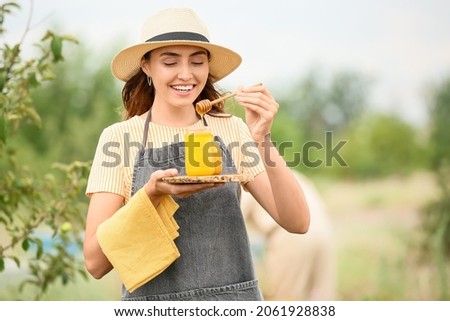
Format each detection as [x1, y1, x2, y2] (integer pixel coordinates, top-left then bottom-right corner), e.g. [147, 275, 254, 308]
[317, 170, 449, 300]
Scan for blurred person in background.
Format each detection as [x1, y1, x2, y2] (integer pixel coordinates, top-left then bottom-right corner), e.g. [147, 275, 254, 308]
[241, 170, 336, 300]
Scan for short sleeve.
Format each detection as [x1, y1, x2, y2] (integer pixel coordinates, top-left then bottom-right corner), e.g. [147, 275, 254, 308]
[85, 126, 125, 198]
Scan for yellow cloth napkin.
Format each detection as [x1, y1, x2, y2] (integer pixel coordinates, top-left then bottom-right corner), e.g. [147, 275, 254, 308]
[97, 188, 180, 293]
[156, 195, 179, 239]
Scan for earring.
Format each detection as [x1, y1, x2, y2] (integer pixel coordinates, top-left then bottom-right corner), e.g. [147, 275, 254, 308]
[147, 76, 152, 87]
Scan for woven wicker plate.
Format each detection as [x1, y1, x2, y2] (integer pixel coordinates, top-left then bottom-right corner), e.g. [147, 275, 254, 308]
[162, 174, 248, 184]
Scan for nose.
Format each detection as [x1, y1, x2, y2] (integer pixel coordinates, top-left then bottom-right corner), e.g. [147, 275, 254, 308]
[177, 62, 193, 81]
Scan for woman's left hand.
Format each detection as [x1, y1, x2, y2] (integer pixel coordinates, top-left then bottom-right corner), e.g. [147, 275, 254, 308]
[236, 83, 279, 142]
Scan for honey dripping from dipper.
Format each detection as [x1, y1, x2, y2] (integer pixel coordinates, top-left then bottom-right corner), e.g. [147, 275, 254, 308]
[195, 92, 237, 125]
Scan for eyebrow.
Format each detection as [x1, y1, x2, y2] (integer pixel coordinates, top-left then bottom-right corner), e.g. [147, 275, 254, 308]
[159, 50, 208, 58]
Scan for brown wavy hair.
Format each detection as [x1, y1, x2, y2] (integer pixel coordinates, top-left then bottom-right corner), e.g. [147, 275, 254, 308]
[121, 52, 229, 120]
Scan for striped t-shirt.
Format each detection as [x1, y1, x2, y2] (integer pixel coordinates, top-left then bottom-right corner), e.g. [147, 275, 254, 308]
[86, 114, 265, 203]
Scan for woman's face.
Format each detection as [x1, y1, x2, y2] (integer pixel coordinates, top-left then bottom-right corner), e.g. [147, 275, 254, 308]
[142, 45, 210, 109]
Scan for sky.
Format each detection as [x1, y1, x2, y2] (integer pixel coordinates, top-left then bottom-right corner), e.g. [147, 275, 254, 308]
[4, 0, 450, 126]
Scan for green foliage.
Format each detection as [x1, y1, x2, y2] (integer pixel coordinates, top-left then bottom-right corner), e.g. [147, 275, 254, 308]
[270, 69, 428, 179]
[428, 78, 450, 170]
[423, 76, 450, 230]
[279, 69, 370, 141]
[0, 1, 90, 299]
[335, 113, 426, 178]
[19, 46, 122, 170]
[420, 77, 450, 299]
[422, 168, 450, 252]
[270, 69, 372, 176]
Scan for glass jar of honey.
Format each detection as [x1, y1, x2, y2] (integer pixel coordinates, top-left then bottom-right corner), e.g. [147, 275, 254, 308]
[185, 128, 222, 176]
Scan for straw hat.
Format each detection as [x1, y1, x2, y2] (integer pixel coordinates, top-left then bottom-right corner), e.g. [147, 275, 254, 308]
[111, 8, 242, 82]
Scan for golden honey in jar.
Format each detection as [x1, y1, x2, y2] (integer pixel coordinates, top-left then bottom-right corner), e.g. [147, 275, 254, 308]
[185, 128, 222, 176]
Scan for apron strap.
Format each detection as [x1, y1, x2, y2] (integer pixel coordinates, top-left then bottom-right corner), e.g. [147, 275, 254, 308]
[141, 109, 152, 151]
[202, 115, 208, 126]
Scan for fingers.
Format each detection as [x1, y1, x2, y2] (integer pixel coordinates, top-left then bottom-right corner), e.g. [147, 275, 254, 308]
[235, 83, 278, 142]
[238, 83, 274, 99]
[236, 84, 279, 114]
[145, 169, 178, 200]
[153, 168, 179, 179]
[148, 169, 224, 199]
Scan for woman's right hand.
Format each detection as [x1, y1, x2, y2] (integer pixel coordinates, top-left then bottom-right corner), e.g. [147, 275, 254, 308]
[144, 168, 223, 206]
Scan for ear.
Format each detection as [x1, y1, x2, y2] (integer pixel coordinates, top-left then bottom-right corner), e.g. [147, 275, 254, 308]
[140, 58, 151, 76]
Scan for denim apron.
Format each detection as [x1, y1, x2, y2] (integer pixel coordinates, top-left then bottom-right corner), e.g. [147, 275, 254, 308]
[121, 110, 263, 301]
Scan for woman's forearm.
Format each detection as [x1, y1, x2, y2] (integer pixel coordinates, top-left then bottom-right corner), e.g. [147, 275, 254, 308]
[83, 234, 114, 279]
[257, 135, 310, 233]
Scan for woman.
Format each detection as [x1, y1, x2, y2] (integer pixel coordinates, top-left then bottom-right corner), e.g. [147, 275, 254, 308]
[83, 8, 309, 301]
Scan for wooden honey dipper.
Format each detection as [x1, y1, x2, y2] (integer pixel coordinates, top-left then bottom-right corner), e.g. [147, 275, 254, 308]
[195, 92, 237, 115]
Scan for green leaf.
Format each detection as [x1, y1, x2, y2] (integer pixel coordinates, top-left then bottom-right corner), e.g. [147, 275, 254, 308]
[22, 239, 30, 251]
[0, 72, 4, 92]
[50, 36, 63, 62]
[27, 72, 39, 88]
[62, 272, 69, 285]
[10, 256, 20, 268]
[1, 2, 21, 11]
[34, 238, 44, 259]
[0, 112, 8, 143]
[0, 3, 20, 25]
[0, 258, 4, 272]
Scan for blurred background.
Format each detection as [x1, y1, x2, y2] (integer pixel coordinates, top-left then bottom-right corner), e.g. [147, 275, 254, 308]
[1, 0, 449, 300]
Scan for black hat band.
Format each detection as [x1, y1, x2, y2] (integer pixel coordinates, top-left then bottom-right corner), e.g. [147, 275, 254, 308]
[146, 31, 209, 43]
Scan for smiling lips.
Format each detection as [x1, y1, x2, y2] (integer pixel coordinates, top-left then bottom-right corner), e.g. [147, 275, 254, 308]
[172, 85, 194, 92]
